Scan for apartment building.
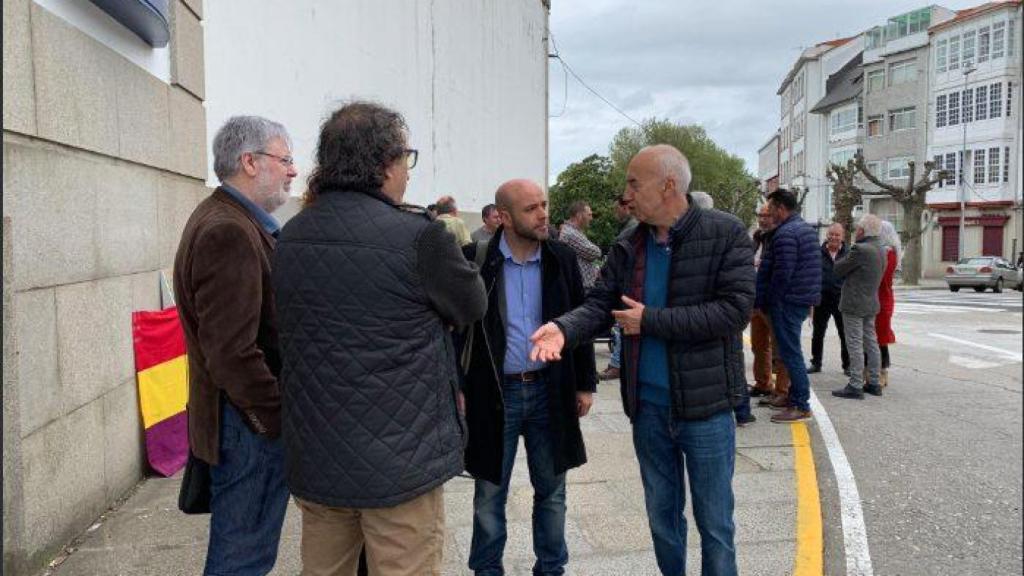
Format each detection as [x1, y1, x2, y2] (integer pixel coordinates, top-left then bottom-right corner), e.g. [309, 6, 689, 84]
[926, 0, 1022, 272]
[810, 52, 865, 222]
[758, 131, 780, 194]
[777, 37, 861, 230]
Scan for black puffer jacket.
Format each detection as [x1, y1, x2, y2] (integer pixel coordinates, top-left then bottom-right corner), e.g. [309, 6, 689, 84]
[555, 202, 755, 421]
[273, 190, 486, 508]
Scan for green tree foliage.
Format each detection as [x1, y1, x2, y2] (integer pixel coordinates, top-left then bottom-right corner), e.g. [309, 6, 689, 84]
[549, 154, 623, 250]
[607, 119, 760, 226]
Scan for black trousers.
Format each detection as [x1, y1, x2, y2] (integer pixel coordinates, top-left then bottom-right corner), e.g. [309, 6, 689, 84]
[811, 292, 849, 369]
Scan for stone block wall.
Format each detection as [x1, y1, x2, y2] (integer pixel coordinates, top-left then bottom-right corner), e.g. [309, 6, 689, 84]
[2, 1, 208, 573]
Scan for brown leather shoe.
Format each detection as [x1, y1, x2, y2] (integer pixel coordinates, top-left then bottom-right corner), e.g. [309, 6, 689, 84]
[598, 366, 620, 381]
[766, 394, 791, 410]
[771, 407, 812, 423]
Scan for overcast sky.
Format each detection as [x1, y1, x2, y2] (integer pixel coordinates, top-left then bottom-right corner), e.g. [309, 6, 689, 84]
[547, 0, 986, 184]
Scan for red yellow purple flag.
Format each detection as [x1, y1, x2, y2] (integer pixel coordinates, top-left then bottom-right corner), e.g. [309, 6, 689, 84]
[132, 307, 189, 477]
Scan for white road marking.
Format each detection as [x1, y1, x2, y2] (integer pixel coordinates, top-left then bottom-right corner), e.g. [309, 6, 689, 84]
[809, 389, 874, 576]
[948, 355, 1004, 369]
[928, 333, 1023, 361]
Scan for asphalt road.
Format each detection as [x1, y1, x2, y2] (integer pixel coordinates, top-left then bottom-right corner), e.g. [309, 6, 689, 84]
[810, 289, 1023, 575]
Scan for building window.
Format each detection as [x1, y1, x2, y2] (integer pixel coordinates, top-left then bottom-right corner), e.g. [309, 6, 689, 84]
[1004, 147, 1011, 182]
[962, 30, 976, 65]
[978, 26, 991, 62]
[888, 157, 912, 180]
[1009, 18, 1016, 59]
[990, 83, 1003, 118]
[949, 35, 961, 70]
[936, 96, 947, 128]
[993, 21, 1006, 59]
[867, 115, 884, 136]
[976, 85, 988, 120]
[948, 92, 960, 125]
[867, 161, 883, 179]
[889, 59, 917, 85]
[889, 107, 916, 131]
[962, 89, 974, 123]
[831, 106, 858, 136]
[867, 69, 885, 93]
[933, 155, 945, 187]
[936, 39, 948, 72]
[1007, 82, 1013, 117]
[944, 152, 957, 186]
[974, 149, 986, 184]
[989, 147, 1001, 183]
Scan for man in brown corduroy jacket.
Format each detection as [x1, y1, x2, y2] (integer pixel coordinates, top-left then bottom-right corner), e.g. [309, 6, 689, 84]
[173, 115, 296, 576]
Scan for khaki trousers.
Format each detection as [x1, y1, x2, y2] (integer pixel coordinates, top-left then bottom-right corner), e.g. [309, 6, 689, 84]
[296, 485, 445, 576]
[750, 309, 789, 394]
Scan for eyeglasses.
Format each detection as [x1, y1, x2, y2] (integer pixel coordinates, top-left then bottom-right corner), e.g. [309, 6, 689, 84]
[254, 151, 295, 167]
[404, 148, 419, 169]
[616, 197, 629, 207]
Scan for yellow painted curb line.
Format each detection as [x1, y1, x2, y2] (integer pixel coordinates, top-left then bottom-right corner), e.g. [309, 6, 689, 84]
[791, 422, 823, 576]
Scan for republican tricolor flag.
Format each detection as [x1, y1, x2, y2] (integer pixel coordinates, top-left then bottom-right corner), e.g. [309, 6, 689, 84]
[132, 307, 189, 477]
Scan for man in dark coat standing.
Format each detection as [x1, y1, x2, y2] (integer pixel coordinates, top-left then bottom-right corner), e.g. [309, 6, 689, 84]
[758, 188, 821, 424]
[530, 145, 754, 576]
[461, 179, 596, 576]
[173, 115, 297, 575]
[808, 222, 850, 374]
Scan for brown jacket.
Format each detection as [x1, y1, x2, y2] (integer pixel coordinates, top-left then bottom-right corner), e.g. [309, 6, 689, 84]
[173, 187, 281, 465]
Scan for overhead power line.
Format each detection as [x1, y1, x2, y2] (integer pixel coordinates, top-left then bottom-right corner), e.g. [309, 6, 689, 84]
[547, 32, 641, 127]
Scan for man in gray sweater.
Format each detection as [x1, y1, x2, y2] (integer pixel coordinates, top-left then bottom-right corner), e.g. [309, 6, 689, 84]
[831, 214, 886, 399]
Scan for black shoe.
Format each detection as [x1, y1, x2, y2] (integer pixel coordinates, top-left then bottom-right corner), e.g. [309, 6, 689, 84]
[749, 387, 771, 398]
[807, 365, 822, 374]
[863, 384, 883, 397]
[843, 368, 852, 377]
[831, 385, 864, 400]
[736, 413, 757, 427]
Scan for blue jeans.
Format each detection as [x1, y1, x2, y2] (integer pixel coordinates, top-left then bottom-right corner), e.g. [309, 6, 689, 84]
[609, 326, 622, 369]
[633, 405, 737, 576]
[469, 375, 567, 575]
[204, 402, 289, 576]
[769, 302, 811, 412]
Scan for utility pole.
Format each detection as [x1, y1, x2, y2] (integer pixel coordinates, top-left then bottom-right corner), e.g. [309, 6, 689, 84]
[959, 66, 975, 261]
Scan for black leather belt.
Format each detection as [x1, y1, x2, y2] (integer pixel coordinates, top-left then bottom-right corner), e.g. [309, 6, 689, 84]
[504, 370, 542, 382]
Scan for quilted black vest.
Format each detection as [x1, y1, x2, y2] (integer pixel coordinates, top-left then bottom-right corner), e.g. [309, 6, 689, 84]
[273, 190, 464, 508]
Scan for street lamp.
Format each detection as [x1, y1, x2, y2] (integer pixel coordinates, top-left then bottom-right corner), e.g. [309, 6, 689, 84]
[959, 65, 976, 260]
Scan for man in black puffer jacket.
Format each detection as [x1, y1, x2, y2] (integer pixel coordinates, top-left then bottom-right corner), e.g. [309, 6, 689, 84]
[530, 145, 753, 576]
[273, 102, 486, 576]
[757, 188, 821, 424]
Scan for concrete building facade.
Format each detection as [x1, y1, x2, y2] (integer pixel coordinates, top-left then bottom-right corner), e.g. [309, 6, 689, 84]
[778, 37, 861, 231]
[757, 132, 780, 194]
[3, 0, 209, 573]
[925, 1, 1023, 274]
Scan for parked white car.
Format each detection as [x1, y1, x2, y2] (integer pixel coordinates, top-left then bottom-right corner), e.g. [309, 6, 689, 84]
[944, 256, 1023, 293]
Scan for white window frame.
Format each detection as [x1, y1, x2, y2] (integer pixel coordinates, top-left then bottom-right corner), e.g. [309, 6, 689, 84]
[889, 59, 917, 85]
[948, 92, 960, 125]
[988, 146, 1001, 183]
[867, 69, 885, 93]
[936, 95, 947, 128]
[962, 30, 976, 65]
[868, 114, 884, 136]
[963, 88, 974, 123]
[944, 152, 957, 185]
[936, 39, 948, 72]
[889, 107, 916, 132]
[992, 21, 1006, 59]
[974, 148, 986, 184]
[867, 161, 883, 180]
[830, 105, 858, 138]
[978, 26, 991, 62]
[887, 156, 912, 180]
[990, 83, 1003, 118]
[949, 35, 961, 70]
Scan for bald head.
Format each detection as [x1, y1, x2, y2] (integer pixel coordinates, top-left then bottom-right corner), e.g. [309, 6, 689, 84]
[494, 179, 549, 242]
[633, 145, 692, 195]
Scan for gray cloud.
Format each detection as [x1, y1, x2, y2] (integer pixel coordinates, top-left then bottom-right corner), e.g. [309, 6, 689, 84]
[548, 0, 984, 182]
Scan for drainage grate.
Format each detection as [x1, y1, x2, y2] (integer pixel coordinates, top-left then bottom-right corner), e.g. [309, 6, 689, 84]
[978, 329, 1021, 335]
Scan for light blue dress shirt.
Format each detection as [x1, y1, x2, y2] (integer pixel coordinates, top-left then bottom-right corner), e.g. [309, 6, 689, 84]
[499, 234, 545, 375]
[221, 183, 281, 237]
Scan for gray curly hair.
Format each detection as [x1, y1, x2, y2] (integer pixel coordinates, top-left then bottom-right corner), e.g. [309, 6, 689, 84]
[212, 116, 291, 181]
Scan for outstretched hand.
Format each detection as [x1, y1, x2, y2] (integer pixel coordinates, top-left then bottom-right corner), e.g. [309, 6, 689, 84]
[529, 322, 566, 362]
[611, 295, 645, 335]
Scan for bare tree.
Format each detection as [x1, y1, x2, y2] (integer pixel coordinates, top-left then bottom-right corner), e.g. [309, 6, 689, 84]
[825, 159, 864, 241]
[852, 153, 946, 285]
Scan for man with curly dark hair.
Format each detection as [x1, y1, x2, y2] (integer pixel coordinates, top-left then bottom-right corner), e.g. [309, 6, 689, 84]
[274, 101, 487, 575]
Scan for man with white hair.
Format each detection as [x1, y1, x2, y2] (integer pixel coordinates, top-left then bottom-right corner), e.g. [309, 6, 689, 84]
[831, 214, 887, 399]
[173, 115, 297, 574]
[689, 190, 714, 210]
[529, 144, 754, 575]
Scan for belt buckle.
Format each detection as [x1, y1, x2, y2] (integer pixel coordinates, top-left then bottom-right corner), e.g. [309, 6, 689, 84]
[520, 371, 534, 383]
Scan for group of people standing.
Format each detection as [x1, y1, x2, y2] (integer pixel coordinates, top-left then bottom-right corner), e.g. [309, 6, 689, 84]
[749, 191, 900, 423]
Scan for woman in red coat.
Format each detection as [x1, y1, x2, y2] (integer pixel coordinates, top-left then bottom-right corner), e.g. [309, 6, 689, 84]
[876, 221, 900, 387]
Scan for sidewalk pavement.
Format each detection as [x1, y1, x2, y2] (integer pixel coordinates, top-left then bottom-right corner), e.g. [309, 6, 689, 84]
[46, 350, 805, 576]
[894, 277, 946, 290]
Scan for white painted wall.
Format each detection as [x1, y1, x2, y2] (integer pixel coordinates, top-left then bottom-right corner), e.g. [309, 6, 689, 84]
[203, 0, 548, 211]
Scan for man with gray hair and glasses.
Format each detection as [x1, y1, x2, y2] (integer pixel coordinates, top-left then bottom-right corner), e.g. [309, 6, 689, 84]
[831, 214, 886, 399]
[174, 115, 297, 575]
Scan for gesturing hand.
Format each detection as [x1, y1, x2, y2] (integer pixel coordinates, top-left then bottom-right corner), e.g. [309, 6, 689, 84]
[529, 322, 566, 362]
[576, 392, 594, 417]
[611, 295, 645, 335]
